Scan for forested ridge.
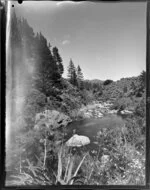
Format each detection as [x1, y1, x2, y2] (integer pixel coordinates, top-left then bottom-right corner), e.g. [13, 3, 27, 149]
[6, 11, 146, 185]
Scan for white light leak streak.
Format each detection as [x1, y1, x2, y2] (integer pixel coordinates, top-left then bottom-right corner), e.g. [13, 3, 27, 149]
[56, 1, 82, 6]
[6, 1, 11, 150]
[5, 2, 32, 153]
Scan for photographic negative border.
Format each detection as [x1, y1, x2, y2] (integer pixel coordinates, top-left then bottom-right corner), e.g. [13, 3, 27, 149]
[1, 0, 150, 189]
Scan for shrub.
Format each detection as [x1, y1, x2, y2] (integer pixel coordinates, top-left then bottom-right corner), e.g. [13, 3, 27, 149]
[103, 79, 113, 86]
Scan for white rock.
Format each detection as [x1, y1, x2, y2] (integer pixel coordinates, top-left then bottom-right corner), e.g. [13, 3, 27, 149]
[66, 134, 90, 147]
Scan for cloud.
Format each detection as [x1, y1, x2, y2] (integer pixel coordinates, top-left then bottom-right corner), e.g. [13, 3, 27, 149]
[62, 40, 70, 45]
[56, 1, 82, 6]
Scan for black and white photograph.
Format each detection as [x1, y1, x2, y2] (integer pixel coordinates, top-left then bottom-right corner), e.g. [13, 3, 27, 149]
[5, 1, 147, 186]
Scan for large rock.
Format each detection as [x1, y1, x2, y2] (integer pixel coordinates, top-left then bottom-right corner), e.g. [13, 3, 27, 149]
[34, 110, 72, 130]
[108, 109, 118, 114]
[83, 112, 93, 118]
[120, 110, 133, 115]
[66, 134, 90, 147]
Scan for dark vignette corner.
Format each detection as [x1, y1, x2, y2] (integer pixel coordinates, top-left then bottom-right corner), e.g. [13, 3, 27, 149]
[146, 1, 150, 190]
[0, 0, 6, 189]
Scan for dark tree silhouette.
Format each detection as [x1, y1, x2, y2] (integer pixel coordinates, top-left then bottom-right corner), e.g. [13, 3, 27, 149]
[103, 79, 113, 86]
[52, 47, 64, 76]
[77, 65, 84, 89]
[67, 59, 77, 86]
[139, 70, 146, 88]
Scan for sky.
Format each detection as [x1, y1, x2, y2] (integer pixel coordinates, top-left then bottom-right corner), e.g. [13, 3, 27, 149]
[10, 1, 146, 81]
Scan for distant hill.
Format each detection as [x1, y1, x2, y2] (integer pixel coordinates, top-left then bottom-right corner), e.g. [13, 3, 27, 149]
[86, 79, 104, 84]
[99, 75, 142, 101]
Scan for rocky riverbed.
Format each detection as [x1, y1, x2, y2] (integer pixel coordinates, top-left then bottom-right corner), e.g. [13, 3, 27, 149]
[79, 101, 133, 119]
[33, 101, 134, 131]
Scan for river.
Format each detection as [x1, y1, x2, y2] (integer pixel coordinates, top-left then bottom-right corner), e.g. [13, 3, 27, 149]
[66, 114, 125, 150]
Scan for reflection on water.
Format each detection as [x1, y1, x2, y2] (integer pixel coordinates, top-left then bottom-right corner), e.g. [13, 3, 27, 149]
[66, 114, 125, 147]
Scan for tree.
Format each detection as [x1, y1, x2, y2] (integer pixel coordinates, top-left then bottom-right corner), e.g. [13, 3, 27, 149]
[33, 33, 61, 96]
[10, 10, 22, 49]
[19, 18, 35, 57]
[139, 70, 146, 89]
[67, 59, 77, 86]
[123, 86, 128, 93]
[52, 47, 64, 76]
[134, 71, 146, 97]
[103, 79, 113, 86]
[9, 10, 23, 90]
[72, 70, 78, 87]
[130, 81, 136, 91]
[76, 65, 84, 90]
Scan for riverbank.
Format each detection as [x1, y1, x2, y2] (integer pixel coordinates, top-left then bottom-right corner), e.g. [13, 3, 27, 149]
[79, 101, 116, 119]
[77, 101, 133, 120]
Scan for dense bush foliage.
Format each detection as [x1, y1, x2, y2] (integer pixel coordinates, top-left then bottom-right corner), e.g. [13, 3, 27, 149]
[103, 79, 113, 86]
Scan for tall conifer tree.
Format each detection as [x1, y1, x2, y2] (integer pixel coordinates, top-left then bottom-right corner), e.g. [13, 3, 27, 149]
[77, 65, 84, 89]
[33, 33, 61, 96]
[67, 59, 77, 86]
[52, 47, 64, 76]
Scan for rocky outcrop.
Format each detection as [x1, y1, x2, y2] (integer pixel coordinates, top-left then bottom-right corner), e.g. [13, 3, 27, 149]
[79, 102, 115, 119]
[34, 110, 72, 130]
[80, 108, 103, 119]
[120, 110, 133, 115]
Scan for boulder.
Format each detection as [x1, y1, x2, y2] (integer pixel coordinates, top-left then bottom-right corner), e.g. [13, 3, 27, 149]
[120, 110, 133, 115]
[84, 112, 92, 118]
[34, 110, 72, 130]
[98, 113, 103, 117]
[108, 109, 118, 114]
[124, 110, 133, 114]
[66, 134, 90, 147]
